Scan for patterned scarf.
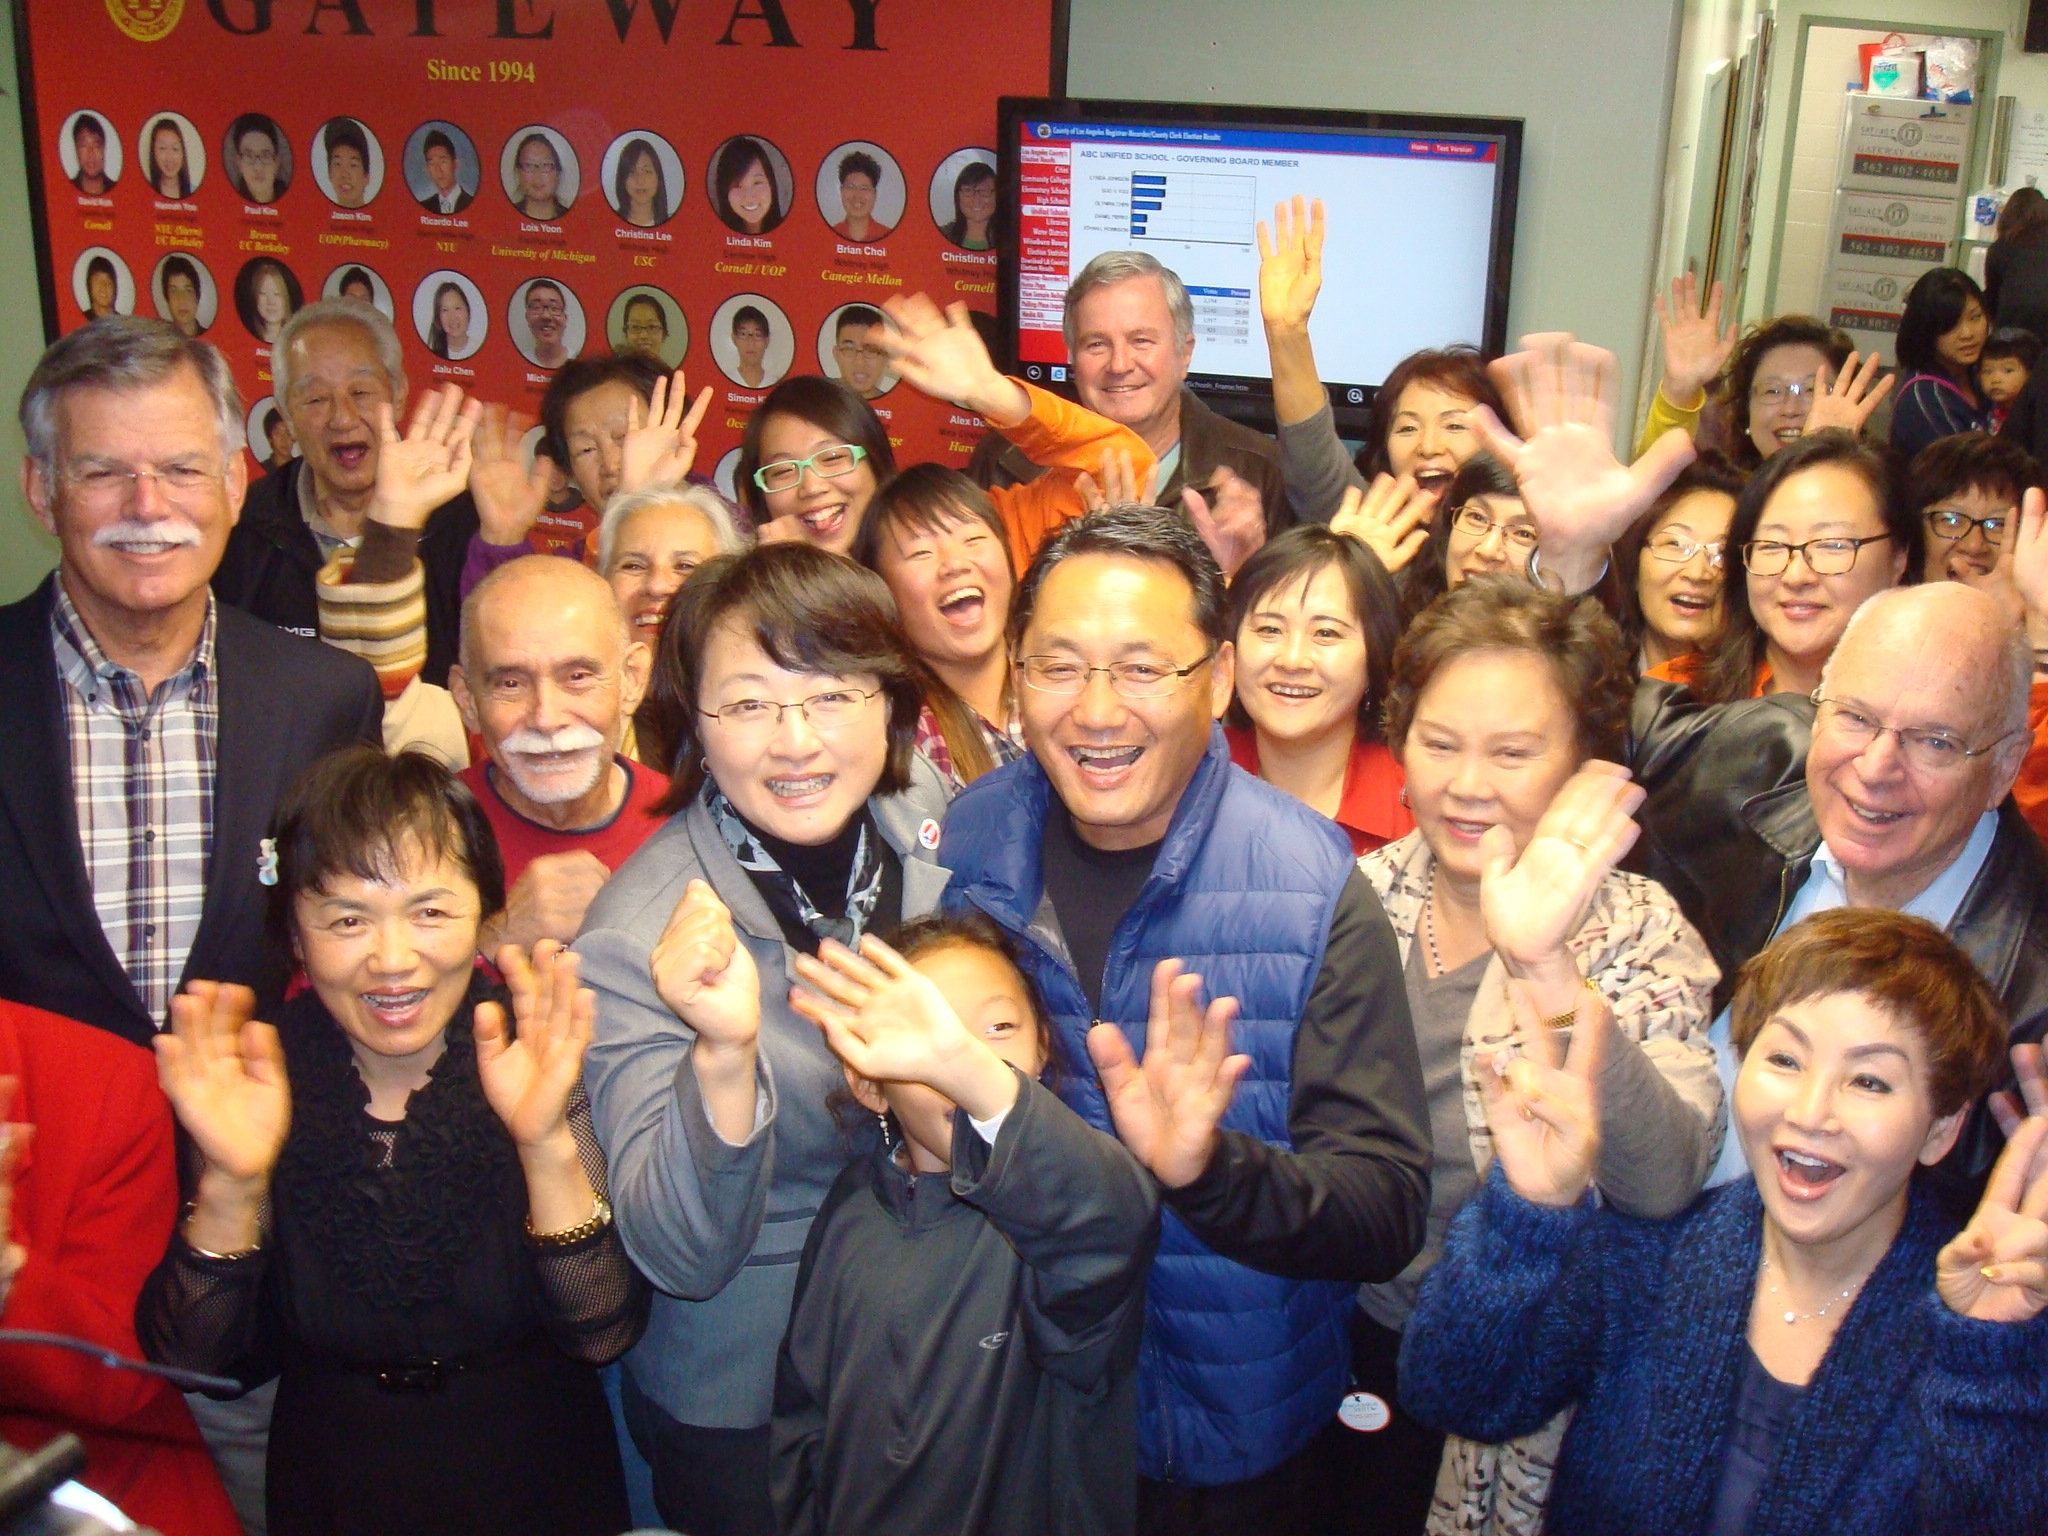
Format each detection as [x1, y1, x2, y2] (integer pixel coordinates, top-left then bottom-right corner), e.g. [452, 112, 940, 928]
[703, 781, 885, 948]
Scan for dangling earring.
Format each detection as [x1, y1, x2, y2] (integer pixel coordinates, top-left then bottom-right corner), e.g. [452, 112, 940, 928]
[1399, 785, 1410, 808]
[876, 1110, 892, 1147]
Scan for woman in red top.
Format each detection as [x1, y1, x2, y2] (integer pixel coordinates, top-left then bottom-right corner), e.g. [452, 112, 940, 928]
[1225, 524, 1414, 854]
[0, 999, 239, 1536]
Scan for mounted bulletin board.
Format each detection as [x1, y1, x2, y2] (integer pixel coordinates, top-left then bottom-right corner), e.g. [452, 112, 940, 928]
[16, 0, 1059, 492]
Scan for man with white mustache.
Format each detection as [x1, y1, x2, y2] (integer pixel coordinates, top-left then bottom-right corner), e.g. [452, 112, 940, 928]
[449, 554, 662, 951]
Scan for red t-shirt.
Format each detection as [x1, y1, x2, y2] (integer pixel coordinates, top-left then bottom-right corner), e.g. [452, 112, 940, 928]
[461, 755, 670, 884]
[1225, 726, 1414, 856]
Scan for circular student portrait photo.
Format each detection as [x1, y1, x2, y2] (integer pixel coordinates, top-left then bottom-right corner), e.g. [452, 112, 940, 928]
[324, 262, 394, 319]
[709, 293, 793, 390]
[500, 126, 580, 222]
[233, 256, 305, 347]
[222, 113, 293, 205]
[413, 270, 488, 363]
[73, 247, 135, 321]
[59, 109, 123, 194]
[815, 140, 905, 246]
[137, 111, 205, 200]
[713, 446, 744, 506]
[311, 117, 385, 210]
[507, 276, 586, 371]
[929, 148, 1000, 251]
[601, 131, 686, 231]
[246, 394, 297, 474]
[403, 119, 481, 215]
[817, 302, 896, 400]
[607, 285, 688, 368]
[707, 135, 794, 237]
[151, 252, 219, 337]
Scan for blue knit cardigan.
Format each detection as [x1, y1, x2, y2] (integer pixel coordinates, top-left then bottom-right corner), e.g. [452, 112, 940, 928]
[1399, 1166, 2048, 1536]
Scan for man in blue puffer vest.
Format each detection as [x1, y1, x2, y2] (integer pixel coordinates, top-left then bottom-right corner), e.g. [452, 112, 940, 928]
[941, 503, 1430, 1533]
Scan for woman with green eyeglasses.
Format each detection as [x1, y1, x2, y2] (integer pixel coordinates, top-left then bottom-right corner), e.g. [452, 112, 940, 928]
[576, 541, 953, 1536]
[1613, 452, 1747, 677]
[737, 296, 1153, 564]
[1654, 432, 1916, 703]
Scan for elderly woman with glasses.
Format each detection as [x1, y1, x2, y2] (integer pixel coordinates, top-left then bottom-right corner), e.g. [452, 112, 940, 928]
[1331, 575, 1722, 1536]
[1647, 432, 1915, 702]
[573, 542, 952, 1536]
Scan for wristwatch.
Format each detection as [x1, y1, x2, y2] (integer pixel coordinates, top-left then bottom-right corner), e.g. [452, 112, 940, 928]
[527, 1194, 613, 1248]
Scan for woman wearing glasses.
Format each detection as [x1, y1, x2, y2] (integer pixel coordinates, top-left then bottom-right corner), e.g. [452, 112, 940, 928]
[1333, 454, 1539, 622]
[1611, 453, 1746, 677]
[575, 542, 952, 1536]
[738, 295, 1152, 563]
[1909, 433, 2034, 588]
[1328, 576, 1720, 1536]
[1652, 433, 1914, 703]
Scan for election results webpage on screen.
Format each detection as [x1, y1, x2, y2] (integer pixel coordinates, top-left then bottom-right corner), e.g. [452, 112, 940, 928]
[1016, 120, 1502, 396]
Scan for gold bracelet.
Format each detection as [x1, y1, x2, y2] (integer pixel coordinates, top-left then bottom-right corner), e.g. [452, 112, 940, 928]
[1538, 977, 1601, 1031]
[526, 1194, 612, 1248]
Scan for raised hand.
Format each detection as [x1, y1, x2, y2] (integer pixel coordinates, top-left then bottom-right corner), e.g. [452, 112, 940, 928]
[368, 385, 483, 532]
[790, 936, 1019, 1120]
[1075, 446, 1160, 512]
[468, 401, 550, 546]
[1257, 195, 1325, 334]
[1087, 959, 1249, 1189]
[1938, 1112, 2048, 1323]
[0, 1079, 28, 1313]
[651, 879, 761, 1053]
[619, 371, 714, 496]
[1184, 466, 1266, 578]
[1801, 352, 1894, 438]
[1480, 979, 1608, 1207]
[2005, 488, 2048, 651]
[1653, 272, 1736, 408]
[154, 982, 291, 1185]
[1476, 332, 1696, 592]
[475, 942, 594, 1150]
[1479, 761, 1644, 985]
[1330, 473, 1433, 574]
[877, 293, 1029, 426]
[1991, 1042, 2048, 1142]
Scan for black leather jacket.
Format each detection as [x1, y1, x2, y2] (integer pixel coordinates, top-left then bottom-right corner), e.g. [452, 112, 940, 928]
[1628, 678, 2048, 1215]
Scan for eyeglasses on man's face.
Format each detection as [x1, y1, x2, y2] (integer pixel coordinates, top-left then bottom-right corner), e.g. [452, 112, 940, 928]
[1017, 649, 1217, 699]
[1812, 691, 2019, 774]
[1924, 507, 2011, 547]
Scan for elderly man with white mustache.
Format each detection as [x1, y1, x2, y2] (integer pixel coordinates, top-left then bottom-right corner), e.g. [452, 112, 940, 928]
[449, 553, 665, 952]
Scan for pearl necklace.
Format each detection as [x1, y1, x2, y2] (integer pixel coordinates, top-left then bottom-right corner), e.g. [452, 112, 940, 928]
[1759, 1241, 1868, 1326]
[1422, 862, 1444, 977]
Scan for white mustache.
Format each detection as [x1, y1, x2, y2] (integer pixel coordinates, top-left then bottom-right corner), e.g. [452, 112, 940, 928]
[92, 519, 203, 548]
[498, 724, 606, 758]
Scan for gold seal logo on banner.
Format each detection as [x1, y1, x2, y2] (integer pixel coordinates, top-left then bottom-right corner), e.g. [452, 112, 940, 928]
[105, 0, 183, 42]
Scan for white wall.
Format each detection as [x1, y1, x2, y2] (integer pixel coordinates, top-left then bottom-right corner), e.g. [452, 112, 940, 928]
[1065, 0, 1689, 428]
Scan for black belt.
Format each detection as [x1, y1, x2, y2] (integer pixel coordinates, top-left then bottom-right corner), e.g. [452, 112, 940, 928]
[326, 1344, 533, 1393]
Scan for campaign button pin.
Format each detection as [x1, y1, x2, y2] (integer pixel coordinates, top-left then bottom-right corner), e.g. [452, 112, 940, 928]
[1338, 1392, 1392, 1433]
[918, 818, 942, 850]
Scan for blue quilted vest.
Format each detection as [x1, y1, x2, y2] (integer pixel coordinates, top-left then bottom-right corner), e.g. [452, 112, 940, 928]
[940, 727, 1357, 1485]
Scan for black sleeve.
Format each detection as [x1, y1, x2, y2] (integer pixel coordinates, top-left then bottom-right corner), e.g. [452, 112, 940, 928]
[1161, 869, 1431, 1282]
[1986, 242, 2008, 318]
[2002, 368, 2048, 456]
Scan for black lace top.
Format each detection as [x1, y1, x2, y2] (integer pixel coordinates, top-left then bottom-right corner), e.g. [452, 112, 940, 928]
[136, 975, 645, 1536]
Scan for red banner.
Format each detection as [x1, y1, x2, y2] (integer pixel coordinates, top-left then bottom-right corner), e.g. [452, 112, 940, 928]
[22, 0, 1052, 495]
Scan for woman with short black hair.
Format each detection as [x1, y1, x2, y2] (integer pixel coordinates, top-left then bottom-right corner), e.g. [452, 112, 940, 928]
[137, 746, 645, 1536]
[576, 541, 953, 1536]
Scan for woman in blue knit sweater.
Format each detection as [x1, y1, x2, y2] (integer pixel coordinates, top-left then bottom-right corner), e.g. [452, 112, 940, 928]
[1400, 907, 2048, 1536]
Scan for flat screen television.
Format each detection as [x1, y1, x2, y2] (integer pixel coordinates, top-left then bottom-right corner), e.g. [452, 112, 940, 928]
[997, 96, 1522, 436]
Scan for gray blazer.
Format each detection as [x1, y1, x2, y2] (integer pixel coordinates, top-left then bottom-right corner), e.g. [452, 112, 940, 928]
[575, 759, 952, 1429]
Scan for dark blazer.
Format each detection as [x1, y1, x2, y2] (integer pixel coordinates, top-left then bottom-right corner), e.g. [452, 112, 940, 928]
[969, 386, 1295, 535]
[0, 577, 383, 1047]
[1628, 677, 2048, 1215]
[212, 458, 478, 686]
[417, 186, 474, 215]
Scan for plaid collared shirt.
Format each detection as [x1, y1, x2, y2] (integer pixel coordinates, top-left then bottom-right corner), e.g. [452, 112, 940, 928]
[49, 580, 218, 1028]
